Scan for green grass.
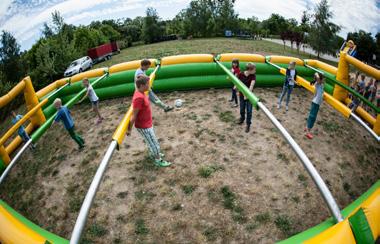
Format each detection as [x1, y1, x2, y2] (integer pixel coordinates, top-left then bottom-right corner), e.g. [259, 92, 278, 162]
[255, 212, 271, 224]
[88, 223, 108, 237]
[203, 226, 219, 241]
[182, 185, 197, 195]
[198, 164, 225, 178]
[220, 186, 247, 224]
[219, 111, 235, 123]
[275, 215, 293, 236]
[135, 218, 149, 235]
[94, 38, 337, 69]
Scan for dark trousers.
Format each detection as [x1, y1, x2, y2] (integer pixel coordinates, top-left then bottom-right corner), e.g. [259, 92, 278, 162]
[67, 126, 85, 148]
[231, 88, 238, 104]
[239, 96, 252, 125]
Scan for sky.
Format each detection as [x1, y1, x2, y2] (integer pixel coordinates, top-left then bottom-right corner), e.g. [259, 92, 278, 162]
[0, 0, 379, 51]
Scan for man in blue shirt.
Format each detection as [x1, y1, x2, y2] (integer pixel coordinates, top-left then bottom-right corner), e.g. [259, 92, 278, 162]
[11, 111, 36, 149]
[52, 98, 85, 149]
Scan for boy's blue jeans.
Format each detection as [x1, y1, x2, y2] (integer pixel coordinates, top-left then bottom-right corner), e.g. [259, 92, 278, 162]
[278, 84, 294, 106]
[19, 131, 31, 142]
[231, 88, 238, 104]
[239, 96, 252, 125]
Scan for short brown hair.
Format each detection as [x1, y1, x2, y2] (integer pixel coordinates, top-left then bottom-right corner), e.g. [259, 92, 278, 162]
[141, 59, 151, 67]
[136, 75, 149, 88]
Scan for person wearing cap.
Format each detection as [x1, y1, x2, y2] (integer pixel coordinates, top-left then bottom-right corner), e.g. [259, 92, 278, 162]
[237, 62, 256, 133]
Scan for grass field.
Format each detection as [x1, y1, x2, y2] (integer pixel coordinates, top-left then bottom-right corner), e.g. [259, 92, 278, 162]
[0, 38, 379, 243]
[94, 38, 338, 68]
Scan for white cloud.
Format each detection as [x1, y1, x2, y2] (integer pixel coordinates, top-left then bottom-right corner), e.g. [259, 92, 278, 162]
[235, 0, 308, 21]
[0, 0, 12, 17]
[0, 0, 378, 50]
[328, 0, 380, 36]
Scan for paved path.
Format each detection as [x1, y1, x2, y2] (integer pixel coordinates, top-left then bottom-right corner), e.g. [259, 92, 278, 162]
[264, 38, 339, 62]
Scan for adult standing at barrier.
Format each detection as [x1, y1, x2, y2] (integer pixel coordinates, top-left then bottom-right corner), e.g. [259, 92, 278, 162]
[277, 61, 297, 111]
[51, 98, 85, 150]
[237, 62, 256, 133]
[305, 73, 325, 139]
[135, 59, 174, 112]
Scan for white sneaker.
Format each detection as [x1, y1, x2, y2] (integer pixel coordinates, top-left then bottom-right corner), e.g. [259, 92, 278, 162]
[286, 106, 289, 111]
[277, 104, 281, 109]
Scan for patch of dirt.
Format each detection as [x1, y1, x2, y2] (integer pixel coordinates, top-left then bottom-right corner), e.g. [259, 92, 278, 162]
[0, 88, 379, 243]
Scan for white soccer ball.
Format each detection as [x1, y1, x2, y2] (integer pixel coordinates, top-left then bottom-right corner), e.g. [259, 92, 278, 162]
[174, 99, 183, 108]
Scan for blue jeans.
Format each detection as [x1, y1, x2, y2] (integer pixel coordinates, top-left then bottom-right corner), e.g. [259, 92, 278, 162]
[19, 131, 30, 142]
[239, 96, 252, 125]
[307, 102, 320, 129]
[278, 84, 294, 106]
[230, 88, 238, 104]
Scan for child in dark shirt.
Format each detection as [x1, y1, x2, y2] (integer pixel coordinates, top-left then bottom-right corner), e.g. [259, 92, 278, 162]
[237, 63, 256, 133]
[228, 58, 240, 107]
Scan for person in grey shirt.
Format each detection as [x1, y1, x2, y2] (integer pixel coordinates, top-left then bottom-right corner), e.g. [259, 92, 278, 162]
[134, 59, 173, 112]
[305, 72, 325, 139]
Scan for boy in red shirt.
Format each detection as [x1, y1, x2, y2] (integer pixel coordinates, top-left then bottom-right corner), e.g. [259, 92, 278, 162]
[128, 75, 171, 167]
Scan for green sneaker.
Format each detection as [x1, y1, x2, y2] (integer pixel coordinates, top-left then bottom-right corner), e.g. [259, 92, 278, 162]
[154, 159, 172, 167]
[150, 153, 165, 160]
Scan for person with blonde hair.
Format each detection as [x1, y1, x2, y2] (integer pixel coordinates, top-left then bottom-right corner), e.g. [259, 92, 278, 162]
[51, 98, 85, 149]
[278, 61, 297, 111]
[305, 73, 325, 139]
[78, 77, 104, 124]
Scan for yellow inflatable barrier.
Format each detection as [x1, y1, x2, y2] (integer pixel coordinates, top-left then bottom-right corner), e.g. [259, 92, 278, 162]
[109, 59, 156, 74]
[305, 59, 337, 75]
[70, 67, 108, 83]
[345, 55, 380, 80]
[161, 54, 214, 65]
[36, 78, 69, 99]
[0, 204, 46, 244]
[304, 219, 356, 244]
[269, 55, 304, 66]
[219, 53, 265, 63]
[361, 189, 380, 240]
[6, 123, 34, 155]
[344, 98, 376, 126]
[0, 81, 26, 108]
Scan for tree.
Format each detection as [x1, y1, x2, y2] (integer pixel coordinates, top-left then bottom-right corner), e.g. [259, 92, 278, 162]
[347, 30, 376, 63]
[99, 24, 121, 41]
[308, 0, 340, 58]
[300, 10, 311, 33]
[0, 31, 24, 84]
[42, 23, 54, 38]
[142, 7, 162, 44]
[261, 14, 287, 35]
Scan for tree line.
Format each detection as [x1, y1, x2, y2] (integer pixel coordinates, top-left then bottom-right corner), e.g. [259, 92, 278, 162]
[1, 0, 379, 102]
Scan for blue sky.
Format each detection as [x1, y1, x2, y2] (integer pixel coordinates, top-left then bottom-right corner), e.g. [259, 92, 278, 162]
[0, 0, 379, 51]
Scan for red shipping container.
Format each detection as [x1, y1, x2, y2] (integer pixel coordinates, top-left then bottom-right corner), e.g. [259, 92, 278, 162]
[87, 43, 112, 62]
[110, 41, 120, 53]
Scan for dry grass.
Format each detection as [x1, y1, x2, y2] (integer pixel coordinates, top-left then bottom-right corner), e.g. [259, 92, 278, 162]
[1, 88, 379, 243]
